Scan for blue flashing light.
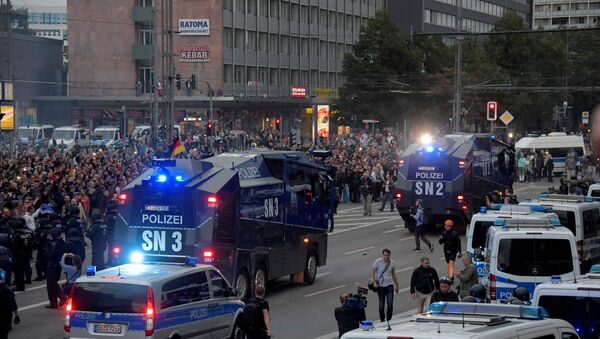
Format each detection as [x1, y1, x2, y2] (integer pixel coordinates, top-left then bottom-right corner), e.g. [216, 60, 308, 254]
[550, 219, 561, 226]
[157, 174, 167, 182]
[360, 320, 374, 331]
[489, 203, 503, 210]
[87, 265, 97, 276]
[130, 251, 144, 264]
[493, 218, 506, 226]
[585, 197, 594, 202]
[520, 306, 549, 320]
[576, 327, 581, 333]
[185, 256, 199, 266]
[426, 146, 434, 153]
[490, 135, 497, 139]
[428, 302, 447, 313]
[539, 194, 549, 199]
[175, 175, 184, 182]
[551, 275, 561, 284]
[480, 207, 487, 214]
[438, 147, 444, 152]
[589, 264, 600, 273]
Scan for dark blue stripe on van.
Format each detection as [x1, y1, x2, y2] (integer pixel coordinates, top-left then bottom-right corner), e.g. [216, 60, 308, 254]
[495, 276, 540, 301]
[155, 303, 242, 330]
[70, 312, 146, 331]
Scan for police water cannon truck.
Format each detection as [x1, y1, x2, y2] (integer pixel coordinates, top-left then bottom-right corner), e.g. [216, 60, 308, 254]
[112, 150, 337, 300]
[395, 134, 515, 233]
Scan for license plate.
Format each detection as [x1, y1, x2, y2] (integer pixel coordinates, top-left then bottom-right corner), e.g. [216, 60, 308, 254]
[94, 323, 123, 334]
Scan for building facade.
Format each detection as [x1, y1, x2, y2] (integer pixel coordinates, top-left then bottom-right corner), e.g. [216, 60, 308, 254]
[532, 0, 600, 29]
[388, 0, 532, 36]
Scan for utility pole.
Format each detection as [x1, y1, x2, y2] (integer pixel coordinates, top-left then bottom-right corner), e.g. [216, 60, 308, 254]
[453, 0, 463, 133]
[167, 0, 175, 142]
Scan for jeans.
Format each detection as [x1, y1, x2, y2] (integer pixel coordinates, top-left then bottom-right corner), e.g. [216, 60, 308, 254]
[362, 193, 372, 215]
[342, 184, 350, 203]
[380, 191, 393, 211]
[377, 285, 394, 322]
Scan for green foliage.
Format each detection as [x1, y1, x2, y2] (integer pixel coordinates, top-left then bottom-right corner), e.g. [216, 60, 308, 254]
[0, 4, 32, 34]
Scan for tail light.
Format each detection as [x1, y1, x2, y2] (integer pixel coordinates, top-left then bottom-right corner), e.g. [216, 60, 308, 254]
[458, 160, 466, 168]
[577, 240, 583, 263]
[112, 246, 121, 254]
[207, 195, 218, 208]
[145, 286, 155, 336]
[118, 193, 127, 204]
[490, 274, 496, 300]
[398, 159, 405, 167]
[202, 249, 215, 263]
[461, 204, 468, 211]
[395, 192, 402, 200]
[457, 194, 465, 203]
[64, 297, 73, 332]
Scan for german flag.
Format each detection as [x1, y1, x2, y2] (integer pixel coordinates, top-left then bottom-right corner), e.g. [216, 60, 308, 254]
[170, 136, 185, 159]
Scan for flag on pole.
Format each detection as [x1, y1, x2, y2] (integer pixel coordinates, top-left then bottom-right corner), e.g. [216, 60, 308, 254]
[170, 136, 185, 159]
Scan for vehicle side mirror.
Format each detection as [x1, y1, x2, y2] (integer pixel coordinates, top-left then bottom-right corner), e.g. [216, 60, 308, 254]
[227, 287, 238, 298]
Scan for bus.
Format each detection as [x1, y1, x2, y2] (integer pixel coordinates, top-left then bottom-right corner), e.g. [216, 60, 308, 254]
[515, 132, 586, 175]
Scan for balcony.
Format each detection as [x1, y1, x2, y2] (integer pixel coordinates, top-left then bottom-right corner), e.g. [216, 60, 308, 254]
[132, 44, 153, 60]
[132, 6, 154, 23]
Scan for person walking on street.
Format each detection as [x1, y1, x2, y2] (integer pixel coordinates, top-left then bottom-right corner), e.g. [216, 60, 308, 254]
[412, 200, 433, 253]
[335, 292, 366, 338]
[546, 153, 554, 183]
[410, 257, 439, 313]
[430, 276, 459, 304]
[378, 174, 394, 212]
[10, 219, 33, 291]
[45, 228, 65, 309]
[244, 285, 272, 339]
[456, 253, 479, 299]
[0, 268, 20, 339]
[439, 220, 461, 281]
[565, 149, 577, 180]
[86, 210, 107, 271]
[370, 248, 399, 323]
[360, 170, 373, 216]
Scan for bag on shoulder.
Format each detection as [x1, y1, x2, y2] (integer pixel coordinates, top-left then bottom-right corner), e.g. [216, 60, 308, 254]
[422, 208, 433, 227]
[242, 302, 262, 331]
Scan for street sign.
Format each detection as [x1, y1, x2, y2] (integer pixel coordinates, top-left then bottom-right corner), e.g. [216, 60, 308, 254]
[499, 111, 514, 126]
[582, 111, 589, 124]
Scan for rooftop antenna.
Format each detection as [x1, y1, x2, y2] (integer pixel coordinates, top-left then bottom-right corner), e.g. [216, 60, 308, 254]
[462, 312, 465, 328]
[438, 321, 442, 333]
[118, 267, 121, 276]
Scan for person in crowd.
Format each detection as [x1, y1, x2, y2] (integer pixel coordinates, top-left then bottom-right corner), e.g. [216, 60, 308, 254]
[10, 218, 33, 291]
[0, 268, 20, 339]
[439, 220, 461, 282]
[430, 276, 459, 303]
[456, 253, 479, 299]
[59, 253, 81, 301]
[87, 209, 107, 271]
[335, 292, 366, 338]
[411, 199, 433, 253]
[410, 256, 439, 313]
[378, 174, 395, 212]
[370, 248, 399, 323]
[45, 228, 65, 309]
[360, 170, 373, 216]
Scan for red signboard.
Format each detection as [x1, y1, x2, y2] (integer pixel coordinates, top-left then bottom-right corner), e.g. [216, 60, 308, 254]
[291, 86, 306, 98]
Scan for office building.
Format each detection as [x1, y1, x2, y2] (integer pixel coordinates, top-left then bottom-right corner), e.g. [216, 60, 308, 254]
[533, 0, 600, 29]
[12, 0, 67, 41]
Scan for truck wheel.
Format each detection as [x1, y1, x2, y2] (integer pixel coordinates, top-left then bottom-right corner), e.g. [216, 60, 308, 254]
[304, 252, 318, 285]
[401, 214, 415, 233]
[235, 269, 250, 301]
[254, 266, 267, 291]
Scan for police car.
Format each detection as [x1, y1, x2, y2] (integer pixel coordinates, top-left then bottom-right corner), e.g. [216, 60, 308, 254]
[64, 256, 244, 339]
[532, 265, 600, 339]
[481, 218, 581, 303]
[520, 194, 600, 272]
[340, 302, 580, 339]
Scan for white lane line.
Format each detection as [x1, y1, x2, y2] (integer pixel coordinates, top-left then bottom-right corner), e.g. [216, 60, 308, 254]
[338, 206, 367, 213]
[335, 222, 369, 227]
[15, 278, 68, 294]
[397, 266, 414, 272]
[398, 236, 413, 242]
[383, 228, 403, 234]
[337, 216, 401, 222]
[316, 271, 333, 279]
[331, 218, 398, 236]
[514, 185, 537, 192]
[304, 284, 346, 298]
[19, 300, 50, 312]
[344, 246, 375, 255]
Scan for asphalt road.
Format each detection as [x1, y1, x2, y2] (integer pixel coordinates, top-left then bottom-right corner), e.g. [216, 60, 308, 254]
[10, 181, 549, 339]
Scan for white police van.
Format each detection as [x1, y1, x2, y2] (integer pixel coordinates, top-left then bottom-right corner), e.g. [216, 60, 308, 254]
[532, 265, 600, 339]
[340, 302, 580, 339]
[64, 256, 244, 339]
[587, 183, 600, 198]
[520, 194, 600, 272]
[482, 218, 581, 303]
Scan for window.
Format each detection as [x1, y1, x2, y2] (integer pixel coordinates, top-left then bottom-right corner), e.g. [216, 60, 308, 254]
[259, 32, 268, 52]
[311, 70, 319, 87]
[258, 0, 268, 16]
[223, 0, 232, 10]
[161, 272, 210, 309]
[138, 64, 153, 94]
[329, 72, 336, 87]
[291, 70, 300, 85]
[270, 34, 279, 53]
[301, 6, 309, 24]
[337, 13, 344, 30]
[247, 66, 257, 82]
[472, 221, 493, 251]
[234, 29, 245, 49]
[291, 4, 299, 22]
[291, 37, 299, 55]
[337, 43, 345, 58]
[137, 0, 154, 6]
[234, 65, 245, 83]
[223, 28, 232, 48]
[319, 72, 327, 87]
[224, 64, 233, 82]
[234, 0, 245, 13]
[281, 69, 289, 86]
[247, 31, 257, 50]
[329, 42, 336, 59]
[281, 2, 289, 21]
[270, 0, 279, 18]
[320, 40, 327, 58]
[301, 38, 308, 56]
[208, 270, 229, 298]
[320, 9, 328, 26]
[258, 67, 267, 85]
[310, 38, 318, 56]
[301, 70, 308, 86]
[583, 208, 599, 238]
[281, 36, 289, 54]
[269, 69, 279, 85]
[71, 283, 147, 313]
[346, 14, 352, 30]
[310, 7, 318, 24]
[329, 11, 336, 28]
[248, 0, 257, 14]
[497, 238, 574, 276]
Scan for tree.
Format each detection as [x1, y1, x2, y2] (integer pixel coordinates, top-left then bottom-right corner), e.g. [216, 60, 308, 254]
[0, 3, 32, 34]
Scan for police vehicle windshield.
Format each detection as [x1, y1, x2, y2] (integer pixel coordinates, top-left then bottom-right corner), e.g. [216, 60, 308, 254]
[497, 238, 574, 276]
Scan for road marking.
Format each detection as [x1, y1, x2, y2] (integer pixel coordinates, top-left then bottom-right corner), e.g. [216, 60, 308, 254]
[316, 271, 333, 279]
[19, 300, 50, 312]
[398, 236, 412, 242]
[514, 185, 536, 192]
[15, 278, 68, 294]
[344, 246, 375, 255]
[397, 266, 413, 272]
[337, 216, 400, 222]
[338, 206, 367, 213]
[383, 228, 403, 234]
[331, 218, 399, 236]
[304, 284, 346, 298]
[335, 222, 369, 227]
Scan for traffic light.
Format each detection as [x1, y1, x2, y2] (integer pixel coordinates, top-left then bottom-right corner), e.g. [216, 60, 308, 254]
[275, 117, 281, 126]
[175, 73, 182, 90]
[191, 74, 197, 89]
[486, 101, 497, 121]
[206, 121, 213, 136]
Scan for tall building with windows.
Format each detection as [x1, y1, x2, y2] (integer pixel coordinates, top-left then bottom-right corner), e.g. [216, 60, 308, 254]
[388, 0, 532, 36]
[68, 0, 385, 98]
[532, 0, 600, 29]
[12, 0, 67, 41]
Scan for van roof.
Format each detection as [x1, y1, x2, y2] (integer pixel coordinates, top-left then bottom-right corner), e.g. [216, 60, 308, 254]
[521, 198, 600, 209]
[76, 263, 213, 285]
[489, 224, 574, 236]
[18, 124, 53, 129]
[534, 274, 600, 294]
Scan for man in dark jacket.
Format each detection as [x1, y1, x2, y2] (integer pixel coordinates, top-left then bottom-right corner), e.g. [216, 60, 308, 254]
[104, 201, 117, 267]
[0, 268, 20, 339]
[86, 210, 107, 270]
[410, 257, 440, 314]
[430, 276, 459, 304]
[335, 292, 366, 338]
[10, 219, 33, 291]
[45, 228, 65, 308]
[439, 220, 461, 281]
[64, 227, 86, 263]
[33, 212, 55, 281]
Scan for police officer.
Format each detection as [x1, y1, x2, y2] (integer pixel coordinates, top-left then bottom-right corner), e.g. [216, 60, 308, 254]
[0, 243, 12, 290]
[33, 211, 54, 281]
[86, 209, 107, 271]
[64, 207, 84, 234]
[11, 219, 33, 291]
[45, 228, 65, 308]
[0, 268, 20, 339]
[105, 201, 117, 267]
[430, 276, 459, 304]
[64, 227, 86, 264]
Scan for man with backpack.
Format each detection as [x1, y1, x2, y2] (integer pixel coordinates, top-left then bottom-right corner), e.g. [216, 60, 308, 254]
[243, 285, 272, 339]
[411, 199, 433, 253]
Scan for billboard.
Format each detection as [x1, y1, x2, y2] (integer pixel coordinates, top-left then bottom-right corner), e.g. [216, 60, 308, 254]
[178, 19, 210, 35]
[291, 86, 306, 98]
[317, 105, 330, 138]
[1, 106, 14, 130]
[179, 44, 210, 62]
